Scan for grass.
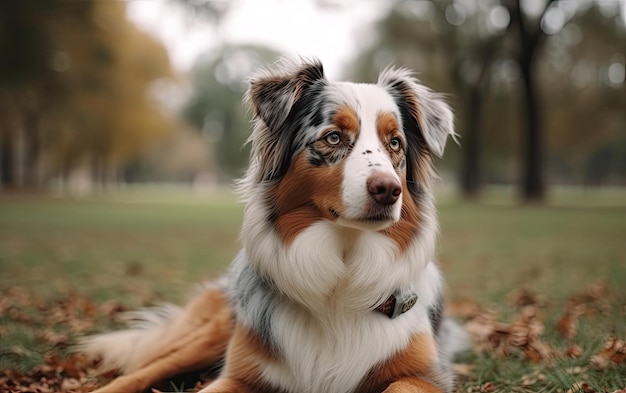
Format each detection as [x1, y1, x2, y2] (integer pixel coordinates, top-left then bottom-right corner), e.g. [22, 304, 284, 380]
[1, 185, 625, 392]
[1, 190, 241, 302]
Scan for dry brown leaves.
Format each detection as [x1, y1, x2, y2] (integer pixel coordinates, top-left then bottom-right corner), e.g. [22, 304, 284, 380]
[589, 336, 626, 370]
[556, 281, 613, 342]
[0, 353, 102, 393]
[489, 306, 551, 362]
[0, 286, 129, 393]
[508, 286, 545, 308]
[450, 282, 625, 370]
[1, 287, 127, 332]
[454, 295, 555, 364]
[448, 281, 626, 393]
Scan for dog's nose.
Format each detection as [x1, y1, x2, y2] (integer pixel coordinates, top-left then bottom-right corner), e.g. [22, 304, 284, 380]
[367, 173, 401, 205]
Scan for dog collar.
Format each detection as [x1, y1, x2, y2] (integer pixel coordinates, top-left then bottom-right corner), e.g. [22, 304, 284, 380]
[375, 290, 418, 319]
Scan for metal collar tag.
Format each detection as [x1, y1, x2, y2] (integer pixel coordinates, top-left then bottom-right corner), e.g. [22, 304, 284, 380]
[375, 289, 419, 319]
[390, 290, 418, 319]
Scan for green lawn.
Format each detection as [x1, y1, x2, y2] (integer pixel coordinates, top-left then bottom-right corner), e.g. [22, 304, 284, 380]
[1, 186, 625, 392]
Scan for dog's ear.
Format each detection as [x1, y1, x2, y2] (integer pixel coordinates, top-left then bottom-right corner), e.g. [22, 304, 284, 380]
[378, 68, 456, 193]
[377, 67, 455, 157]
[245, 58, 326, 182]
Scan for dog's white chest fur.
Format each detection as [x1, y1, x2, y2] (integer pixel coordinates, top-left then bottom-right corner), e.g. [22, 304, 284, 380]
[238, 219, 442, 393]
[263, 309, 425, 393]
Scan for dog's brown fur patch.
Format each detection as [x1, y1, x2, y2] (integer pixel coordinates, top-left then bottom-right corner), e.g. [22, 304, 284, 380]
[334, 105, 360, 134]
[91, 287, 234, 393]
[376, 111, 405, 167]
[205, 326, 277, 392]
[270, 153, 344, 244]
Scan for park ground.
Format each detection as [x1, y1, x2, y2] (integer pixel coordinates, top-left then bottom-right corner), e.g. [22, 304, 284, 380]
[0, 186, 625, 392]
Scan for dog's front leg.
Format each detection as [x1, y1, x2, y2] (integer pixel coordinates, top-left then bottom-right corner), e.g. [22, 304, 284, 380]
[198, 323, 276, 393]
[382, 377, 443, 393]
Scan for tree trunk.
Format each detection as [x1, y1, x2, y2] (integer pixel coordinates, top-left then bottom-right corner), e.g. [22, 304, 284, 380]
[0, 128, 15, 188]
[23, 110, 42, 189]
[519, 57, 545, 203]
[0, 92, 17, 189]
[460, 88, 482, 199]
[509, 0, 551, 204]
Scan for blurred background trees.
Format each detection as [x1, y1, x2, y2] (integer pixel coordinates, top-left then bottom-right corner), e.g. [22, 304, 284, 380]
[183, 44, 281, 178]
[0, 0, 179, 189]
[352, 0, 625, 202]
[0, 0, 624, 202]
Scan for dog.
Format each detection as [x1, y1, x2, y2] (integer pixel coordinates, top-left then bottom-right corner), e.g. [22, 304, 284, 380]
[81, 58, 465, 393]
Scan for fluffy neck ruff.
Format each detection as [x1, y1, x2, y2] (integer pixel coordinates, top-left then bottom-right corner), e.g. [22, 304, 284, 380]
[238, 185, 439, 318]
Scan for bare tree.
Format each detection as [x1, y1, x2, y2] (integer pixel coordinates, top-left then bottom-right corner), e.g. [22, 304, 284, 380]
[506, 0, 557, 202]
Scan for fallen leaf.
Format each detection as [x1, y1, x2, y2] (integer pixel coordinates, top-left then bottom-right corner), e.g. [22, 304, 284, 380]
[589, 354, 610, 370]
[480, 382, 495, 393]
[590, 336, 626, 369]
[524, 341, 553, 363]
[565, 344, 583, 359]
[566, 381, 597, 393]
[508, 287, 543, 308]
[567, 281, 612, 317]
[557, 310, 579, 339]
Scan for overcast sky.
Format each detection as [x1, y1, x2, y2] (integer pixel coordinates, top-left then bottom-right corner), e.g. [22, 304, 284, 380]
[127, 0, 387, 79]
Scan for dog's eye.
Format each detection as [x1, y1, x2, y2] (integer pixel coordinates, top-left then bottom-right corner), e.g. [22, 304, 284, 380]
[325, 131, 341, 145]
[390, 137, 402, 151]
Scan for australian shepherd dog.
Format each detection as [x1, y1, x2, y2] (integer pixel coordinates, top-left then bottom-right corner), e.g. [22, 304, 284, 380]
[82, 58, 465, 393]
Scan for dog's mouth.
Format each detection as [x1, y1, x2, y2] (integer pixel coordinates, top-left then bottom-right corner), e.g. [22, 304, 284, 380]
[329, 206, 394, 222]
[332, 204, 398, 231]
[361, 206, 396, 223]
[362, 213, 393, 222]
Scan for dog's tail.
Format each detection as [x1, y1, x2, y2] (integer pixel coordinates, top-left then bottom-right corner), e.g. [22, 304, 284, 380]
[431, 318, 471, 393]
[77, 280, 234, 392]
[438, 317, 470, 362]
[78, 304, 184, 374]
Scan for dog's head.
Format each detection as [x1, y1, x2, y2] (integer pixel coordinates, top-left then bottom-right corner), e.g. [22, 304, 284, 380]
[242, 58, 454, 242]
